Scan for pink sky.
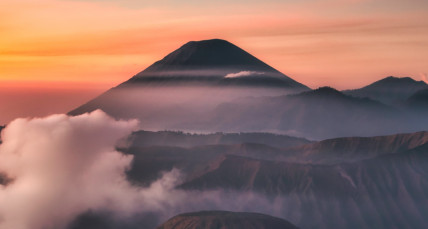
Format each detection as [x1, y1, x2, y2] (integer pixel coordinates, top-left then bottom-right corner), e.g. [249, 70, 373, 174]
[0, 0, 427, 123]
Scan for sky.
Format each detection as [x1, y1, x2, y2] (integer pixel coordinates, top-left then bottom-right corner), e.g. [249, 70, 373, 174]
[0, 0, 428, 124]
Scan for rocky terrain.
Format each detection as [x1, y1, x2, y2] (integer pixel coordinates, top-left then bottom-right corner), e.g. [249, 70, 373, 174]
[156, 211, 299, 229]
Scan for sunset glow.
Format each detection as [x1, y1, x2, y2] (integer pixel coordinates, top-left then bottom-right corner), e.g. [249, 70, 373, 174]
[1, 0, 428, 123]
[1, 1, 428, 228]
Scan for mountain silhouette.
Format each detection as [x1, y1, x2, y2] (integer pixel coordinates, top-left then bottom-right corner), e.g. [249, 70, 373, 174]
[69, 39, 309, 130]
[405, 88, 428, 112]
[122, 39, 309, 89]
[343, 76, 428, 105]
[296, 86, 345, 97]
[141, 39, 278, 71]
[211, 87, 405, 139]
[292, 86, 389, 107]
[286, 131, 428, 163]
[69, 41, 428, 139]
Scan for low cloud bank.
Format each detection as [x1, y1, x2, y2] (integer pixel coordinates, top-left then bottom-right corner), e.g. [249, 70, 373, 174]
[0, 110, 283, 229]
[0, 110, 141, 229]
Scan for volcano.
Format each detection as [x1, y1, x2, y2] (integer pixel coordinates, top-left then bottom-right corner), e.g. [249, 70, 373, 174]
[69, 40, 428, 137]
[122, 39, 309, 88]
[69, 39, 309, 131]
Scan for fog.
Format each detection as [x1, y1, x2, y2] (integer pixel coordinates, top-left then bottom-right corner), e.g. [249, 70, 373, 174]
[0, 111, 140, 229]
[1, 110, 428, 229]
[0, 111, 287, 229]
[69, 85, 428, 140]
[69, 86, 299, 133]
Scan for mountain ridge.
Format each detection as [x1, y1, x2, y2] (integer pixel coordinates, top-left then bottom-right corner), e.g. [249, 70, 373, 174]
[211, 86, 403, 139]
[343, 76, 428, 105]
[285, 131, 428, 163]
[156, 211, 299, 229]
[406, 88, 428, 112]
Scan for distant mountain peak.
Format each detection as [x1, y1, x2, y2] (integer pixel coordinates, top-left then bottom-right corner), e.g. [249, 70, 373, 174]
[367, 76, 427, 88]
[343, 76, 428, 105]
[187, 38, 230, 44]
[296, 86, 345, 98]
[120, 38, 309, 89]
[314, 86, 342, 94]
[182, 39, 234, 50]
[140, 38, 277, 72]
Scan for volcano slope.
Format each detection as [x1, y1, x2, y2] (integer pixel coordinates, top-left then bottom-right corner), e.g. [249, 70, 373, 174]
[69, 39, 309, 132]
[70, 40, 428, 139]
[156, 211, 299, 229]
[120, 130, 428, 229]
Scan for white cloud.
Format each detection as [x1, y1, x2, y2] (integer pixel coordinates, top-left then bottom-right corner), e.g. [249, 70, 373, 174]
[224, 71, 265, 78]
[0, 110, 284, 229]
[0, 110, 140, 229]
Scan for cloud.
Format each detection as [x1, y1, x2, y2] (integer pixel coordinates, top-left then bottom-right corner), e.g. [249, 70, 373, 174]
[0, 110, 283, 229]
[0, 110, 140, 229]
[225, 71, 265, 78]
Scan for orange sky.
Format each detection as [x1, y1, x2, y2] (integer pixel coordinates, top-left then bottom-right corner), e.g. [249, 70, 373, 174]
[0, 0, 428, 123]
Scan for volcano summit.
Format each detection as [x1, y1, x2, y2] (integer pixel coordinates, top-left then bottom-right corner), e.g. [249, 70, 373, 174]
[69, 39, 310, 131]
[70, 39, 428, 137]
[123, 39, 309, 89]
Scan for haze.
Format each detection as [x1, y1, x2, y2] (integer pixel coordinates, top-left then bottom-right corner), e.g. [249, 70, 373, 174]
[1, 0, 428, 123]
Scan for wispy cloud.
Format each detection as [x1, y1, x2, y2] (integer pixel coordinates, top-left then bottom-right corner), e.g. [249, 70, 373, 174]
[225, 71, 265, 78]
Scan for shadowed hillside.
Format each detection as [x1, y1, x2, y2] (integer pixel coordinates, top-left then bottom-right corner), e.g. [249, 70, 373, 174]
[343, 76, 428, 105]
[405, 88, 428, 113]
[156, 211, 299, 229]
[128, 130, 311, 148]
[210, 87, 424, 139]
[116, 130, 428, 228]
